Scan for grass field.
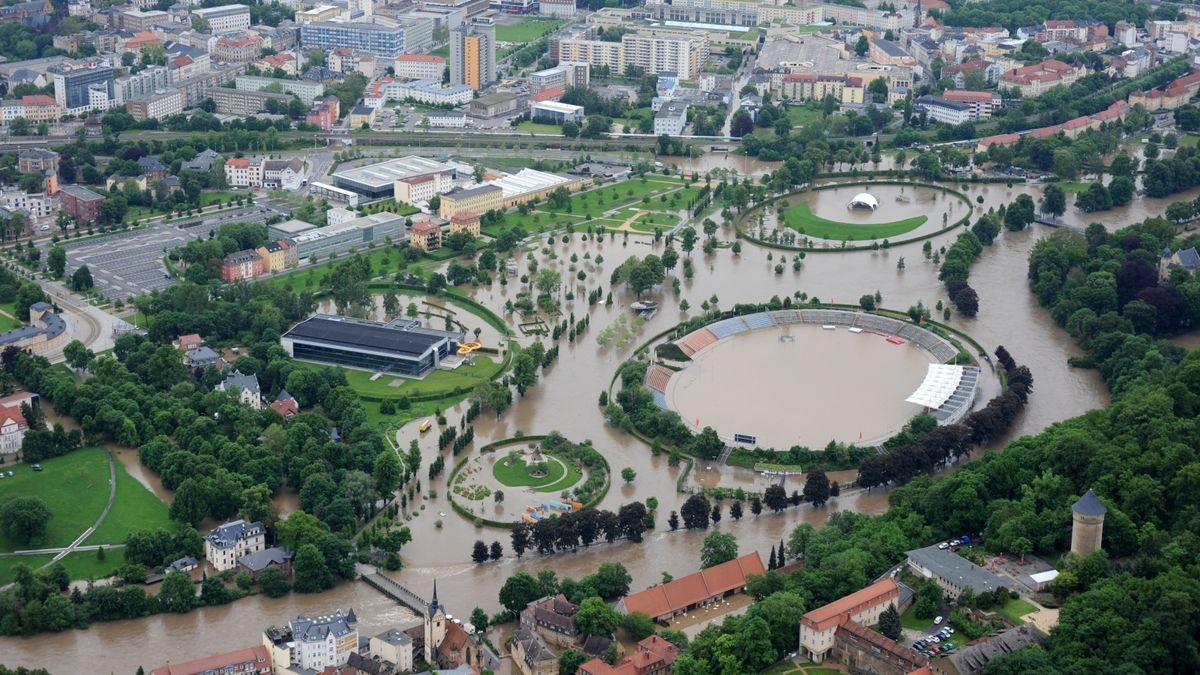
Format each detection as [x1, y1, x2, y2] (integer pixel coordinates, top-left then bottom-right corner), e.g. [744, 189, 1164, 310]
[430, 45, 449, 58]
[0, 548, 129, 585]
[782, 202, 927, 241]
[998, 596, 1038, 623]
[0, 448, 112, 552]
[482, 176, 691, 236]
[1054, 182, 1090, 194]
[495, 19, 565, 43]
[85, 456, 171, 546]
[514, 121, 564, 135]
[493, 455, 581, 493]
[301, 356, 503, 400]
[901, 605, 935, 631]
[0, 313, 18, 331]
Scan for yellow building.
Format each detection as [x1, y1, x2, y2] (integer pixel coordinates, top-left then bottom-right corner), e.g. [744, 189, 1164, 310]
[449, 211, 481, 238]
[439, 184, 502, 219]
[348, 105, 377, 128]
[255, 239, 296, 272]
[409, 219, 442, 251]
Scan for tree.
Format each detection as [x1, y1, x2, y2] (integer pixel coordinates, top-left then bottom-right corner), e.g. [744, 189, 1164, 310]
[1108, 176, 1135, 207]
[499, 571, 544, 613]
[803, 469, 830, 507]
[0, 496, 51, 544]
[750, 497, 763, 517]
[667, 511, 679, 530]
[559, 649, 589, 675]
[591, 563, 632, 598]
[621, 467, 636, 483]
[879, 603, 902, 640]
[70, 265, 94, 291]
[158, 571, 196, 613]
[680, 227, 698, 255]
[373, 450, 403, 496]
[729, 501, 743, 520]
[63, 340, 94, 372]
[680, 494, 711, 529]
[512, 353, 538, 396]
[471, 606, 489, 632]
[700, 531, 738, 568]
[622, 612, 656, 640]
[292, 543, 334, 592]
[763, 484, 788, 512]
[490, 540, 504, 561]
[575, 596, 620, 637]
[472, 540, 489, 563]
[1039, 184, 1066, 219]
[259, 567, 291, 597]
[855, 34, 870, 57]
[46, 246, 65, 278]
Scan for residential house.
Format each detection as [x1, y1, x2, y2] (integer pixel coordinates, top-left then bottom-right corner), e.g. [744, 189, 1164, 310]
[998, 59, 1084, 97]
[370, 629, 414, 674]
[181, 148, 220, 172]
[269, 389, 299, 419]
[262, 158, 305, 190]
[512, 628, 557, 675]
[520, 594, 580, 648]
[578, 635, 678, 675]
[255, 239, 297, 272]
[1161, 246, 1200, 278]
[185, 346, 222, 368]
[237, 547, 293, 580]
[224, 156, 264, 187]
[218, 370, 263, 410]
[408, 219, 441, 251]
[449, 211, 481, 238]
[221, 248, 266, 282]
[616, 552, 765, 622]
[137, 155, 167, 180]
[204, 519, 266, 571]
[0, 391, 35, 455]
[175, 333, 203, 351]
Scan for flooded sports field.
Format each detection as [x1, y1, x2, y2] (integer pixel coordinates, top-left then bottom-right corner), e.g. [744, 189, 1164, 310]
[666, 325, 933, 448]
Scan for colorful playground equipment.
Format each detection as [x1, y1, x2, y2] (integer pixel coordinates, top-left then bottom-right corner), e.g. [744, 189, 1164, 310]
[457, 341, 482, 355]
[521, 500, 585, 523]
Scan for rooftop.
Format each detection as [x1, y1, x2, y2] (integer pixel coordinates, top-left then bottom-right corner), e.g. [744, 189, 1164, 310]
[205, 519, 264, 549]
[801, 578, 899, 631]
[946, 626, 1045, 674]
[1073, 489, 1107, 516]
[620, 552, 764, 618]
[907, 545, 1006, 595]
[333, 155, 456, 190]
[485, 168, 574, 199]
[283, 314, 459, 358]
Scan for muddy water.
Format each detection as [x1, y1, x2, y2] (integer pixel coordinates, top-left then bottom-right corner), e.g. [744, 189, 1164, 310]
[1, 177, 1112, 673]
[667, 325, 932, 448]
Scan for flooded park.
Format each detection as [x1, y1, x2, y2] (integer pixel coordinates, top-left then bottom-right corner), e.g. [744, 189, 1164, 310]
[0, 165, 1138, 672]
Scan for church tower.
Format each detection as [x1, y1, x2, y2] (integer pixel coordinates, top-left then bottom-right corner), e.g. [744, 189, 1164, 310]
[424, 579, 446, 664]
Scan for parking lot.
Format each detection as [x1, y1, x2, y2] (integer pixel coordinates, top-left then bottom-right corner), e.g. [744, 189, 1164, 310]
[54, 205, 281, 300]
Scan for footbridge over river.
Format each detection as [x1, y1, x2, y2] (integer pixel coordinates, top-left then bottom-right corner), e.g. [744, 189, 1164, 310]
[361, 570, 429, 614]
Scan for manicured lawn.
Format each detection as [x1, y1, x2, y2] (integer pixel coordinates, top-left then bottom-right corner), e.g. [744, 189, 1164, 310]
[495, 19, 565, 43]
[480, 176, 691, 236]
[0, 554, 55, 584]
[901, 605, 934, 631]
[782, 201, 927, 241]
[264, 246, 412, 293]
[0, 448, 111, 552]
[303, 356, 503, 399]
[199, 192, 239, 207]
[786, 105, 824, 128]
[997, 596, 1038, 623]
[85, 456, 171, 547]
[514, 121, 564, 135]
[1179, 133, 1200, 148]
[762, 664, 842, 675]
[492, 454, 581, 493]
[430, 45, 449, 58]
[627, 212, 679, 233]
[0, 313, 17, 331]
[54, 547, 127, 581]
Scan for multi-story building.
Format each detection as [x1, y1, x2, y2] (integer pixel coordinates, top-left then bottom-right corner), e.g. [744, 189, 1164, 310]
[213, 34, 263, 63]
[294, 4, 340, 24]
[348, 104, 376, 128]
[942, 59, 1000, 89]
[449, 211, 481, 238]
[18, 94, 60, 122]
[149, 645, 272, 675]
[3, 190, 52, 218]
[395, 170, 453, 205]
[917, 95, 971, 125]
[409, 218, 442, 251]
[255, 239, 297, 272]
[654, 101, 688, 135]
[52, 63, 114, 113]
[125, 89, 184, 120]
[371, 78, 473, 106]
[190, 4, 251, 33]
[301, 19, 432, 58]
[557, 30, 707, 79]
[235, 74, 324, 102]
[439, 184, 502, 218]
[799, 578, 902, 663]
[221, 248, 265, 282]
[203, 519, 266, 571]
[263, 609, 359, 673]
[114, 65, 169, 104]
[262, 158, 305, 190]
[211, 87, 292, 115]
[394, 53, 446, 80]
[58, 184, 105, 223]
[940, 89, 1001, 119]
[998, 59, 1084, 97]
[305, 95, 340, 130]
[538, 0, 575, 18]
[451, 14, 496, 90]
[120, 8, 170, 31]
[224, 156, 264, 187]
[218, 370, 263, 409]
[531, 100, 584, 124]
[555, 35, 623, 73]
[17, 148, 58, 174]
[467, 91, 525, 118]
[370, 630, 414, 675]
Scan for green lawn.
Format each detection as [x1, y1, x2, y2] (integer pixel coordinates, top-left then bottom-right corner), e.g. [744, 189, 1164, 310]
[625, 212, 679, 233]
[481, 176, 690, 236]
[265, 246, 413, 293]
[782, 201, 927, 241]
[85, 456, 171, 546]
[514, 121, 564, 135]
[786, 105, 823, 128]
[997, 596, 1038, 623]
[762, 664, 842, 675]
[901, 604, 934, 631]
[1054, 182, 1090, 194]
[492, 455, 581, 493]
[1179, 133, 1200, 148]
[0, 448, 112, 552]
[199, 192, 239, 207]
[495, 19, 565, 43]
[0, 553, 55, 584]
[0, 548, 129, 584]
[430, 45, 449, 58]
[0, 313, 18, 331]
[301, 356, 503, 400]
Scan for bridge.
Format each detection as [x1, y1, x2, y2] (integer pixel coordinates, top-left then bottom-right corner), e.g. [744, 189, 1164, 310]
[361, 570, 430, 615]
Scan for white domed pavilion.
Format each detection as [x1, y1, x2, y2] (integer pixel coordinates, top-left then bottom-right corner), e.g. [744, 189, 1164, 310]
[847, 193, 879, 211]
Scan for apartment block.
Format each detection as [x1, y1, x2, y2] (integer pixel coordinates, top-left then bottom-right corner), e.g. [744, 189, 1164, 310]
[190, 4, 251, 33]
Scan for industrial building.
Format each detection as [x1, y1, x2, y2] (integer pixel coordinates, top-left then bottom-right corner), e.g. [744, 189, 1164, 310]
[331, 156, 459, 200]
[284, 212, 410, 260]
[531, 100, 584, 124]
[282, 314, 463, 378]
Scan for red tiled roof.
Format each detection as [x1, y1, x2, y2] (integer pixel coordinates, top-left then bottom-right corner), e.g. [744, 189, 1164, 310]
[227, 158, 250, 168]
[150, 645, 270, 675]
[412, 221, 440, 235]
[621, 552, 764, 618]
[451, 211, 479, 224]
[396, 54, 446, 63]
[1029, 124, 1063, 138]
[530, 88, 564, 102]
[801, 578, 899, 632]
[22, 94, 56, 107]
[942, 90, 995, 104]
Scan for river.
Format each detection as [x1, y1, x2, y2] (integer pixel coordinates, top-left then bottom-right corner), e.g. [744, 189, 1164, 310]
[1, 177, 1112, 674]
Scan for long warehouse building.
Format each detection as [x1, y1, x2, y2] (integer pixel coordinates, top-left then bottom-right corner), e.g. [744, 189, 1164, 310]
[281, 314, 463, 377]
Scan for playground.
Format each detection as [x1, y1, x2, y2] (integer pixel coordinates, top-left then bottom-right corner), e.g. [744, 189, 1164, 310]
[660, 318, 936, 448]
[450, 442, 591, 524]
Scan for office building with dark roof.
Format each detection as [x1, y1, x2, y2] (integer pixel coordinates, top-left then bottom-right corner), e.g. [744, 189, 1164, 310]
[281, 314, 463, 377]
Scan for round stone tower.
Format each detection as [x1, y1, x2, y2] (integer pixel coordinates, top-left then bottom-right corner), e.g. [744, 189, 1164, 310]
[1070, 489, 1107, 556]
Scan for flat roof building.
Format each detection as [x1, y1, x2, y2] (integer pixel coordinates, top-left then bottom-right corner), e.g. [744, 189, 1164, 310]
[332, 155, 458, 200]
[531, 100, 584, 124]
[287, 212, 408, 260]
[906, 545, 1006, 599]
[282, 314, 463, 377]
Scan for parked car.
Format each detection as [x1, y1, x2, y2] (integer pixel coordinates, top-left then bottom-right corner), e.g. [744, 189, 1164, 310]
[934, 616, 944, 625]
[31, 463, 42, 471]
[937, 542, 949, 550]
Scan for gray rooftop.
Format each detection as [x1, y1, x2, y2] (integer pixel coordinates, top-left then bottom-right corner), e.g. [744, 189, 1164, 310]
[186, 345, 221, 366]
[59, 184, 104, 201]
[237, 546, 292, 572]
[873, 39, 910, 58]
[221, 369, 260, 395]
[374, 628, 412, 646]
[206, 519, 264, 549]
[1072, 489, 1107, 516]
[444, 184, 502, 201]
[180, 148, 219, 171]
[946, 626, 1045, 674]
[290, 608, 358, 644]
[906, 545, 1006, 595]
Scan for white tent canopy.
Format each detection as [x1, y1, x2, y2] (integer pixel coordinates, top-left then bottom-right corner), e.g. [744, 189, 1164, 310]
[905, 364, 966, 409]
[848, 192, 879, 210]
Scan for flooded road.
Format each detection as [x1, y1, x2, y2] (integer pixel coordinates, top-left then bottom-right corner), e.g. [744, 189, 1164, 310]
[1, 176, 1113, 673]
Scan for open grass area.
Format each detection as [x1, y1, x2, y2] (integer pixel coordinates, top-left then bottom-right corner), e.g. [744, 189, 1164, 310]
[300, 356, 503, 400]
[0, 448, 111, 552]
[430, 45, 448, 58]
[997, 596, 1038, 623]
[493, 454, 581, 493]
[85, 457, 171, 546]
[1179, 133, 1200, 148]
[0, 313, 18, 331]
[762, 664, 843, 675]
[482, 176, 690, 236]
[901, 604, 935, 631]
[626, 211, 680, 233]
[264, 246, 411, 293]
[495, 19, 565, 43]
[786, 105, 824, 128]
[782, 201, 927, 241]
[1053, 182, 1090, 194]
[0, 553, 55, 584]
[199, 192, 239, 207]
[514, 121, 564, 135]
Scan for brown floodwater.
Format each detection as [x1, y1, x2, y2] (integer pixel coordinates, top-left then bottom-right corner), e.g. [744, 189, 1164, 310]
[1, 176, 1114, 673]
[667, 325, 932, 448]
